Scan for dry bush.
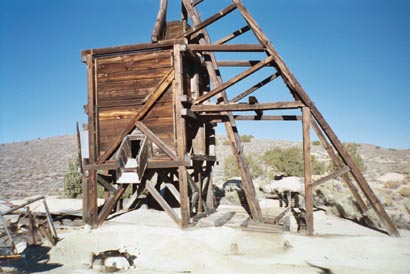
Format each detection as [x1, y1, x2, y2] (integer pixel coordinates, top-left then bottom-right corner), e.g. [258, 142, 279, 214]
[399, 187, 410, 198]
[384, 180, 401, 189]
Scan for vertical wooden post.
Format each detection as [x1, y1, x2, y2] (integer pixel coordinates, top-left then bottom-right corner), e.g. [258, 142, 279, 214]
[174, 44, 190, 227]
[85, 54, 98, 227]
[302, 107, 313, 235]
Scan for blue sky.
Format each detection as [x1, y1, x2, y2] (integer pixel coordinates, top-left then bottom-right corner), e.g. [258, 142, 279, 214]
[1, 0, 409, 149]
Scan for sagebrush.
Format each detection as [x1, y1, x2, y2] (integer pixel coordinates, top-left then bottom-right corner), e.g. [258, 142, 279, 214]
[64, 157, 82, 198]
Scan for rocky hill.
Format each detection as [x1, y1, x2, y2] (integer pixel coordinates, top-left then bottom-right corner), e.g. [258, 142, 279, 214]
[1, 134, 409, 228]
[0, 135, 77, 199]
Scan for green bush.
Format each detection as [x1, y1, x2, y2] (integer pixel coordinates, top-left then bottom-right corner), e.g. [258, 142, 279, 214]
[240, 135, 253, 143]
[224, 153, 263, 180]
[338, 142, 366, 172]
[64, 158, 83, 198]
[262, 146, 327, 177]
[312, 140, 321, 146]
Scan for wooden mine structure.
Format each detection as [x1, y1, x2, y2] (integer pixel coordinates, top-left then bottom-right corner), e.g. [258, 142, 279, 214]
[81, 0, 399, 236]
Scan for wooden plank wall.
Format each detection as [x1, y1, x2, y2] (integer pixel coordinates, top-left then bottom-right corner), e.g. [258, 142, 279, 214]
[95, 50, 175, 157]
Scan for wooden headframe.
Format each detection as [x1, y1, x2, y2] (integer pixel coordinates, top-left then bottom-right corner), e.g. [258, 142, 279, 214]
[81, 0, 399, 236]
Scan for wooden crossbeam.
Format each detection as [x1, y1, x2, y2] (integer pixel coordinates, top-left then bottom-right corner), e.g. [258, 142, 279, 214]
[180, 4, 237, 39]
[181, 108, 198, 120]
[194, 55, 275, 104]
[202, 114, 301, 123]
[97, 69, 174, 164]
[81, 39, 186, 59]
[97, 174, 116, 193]
[216, 60, 274, 67]
[135, 121, 179, 161]
[96, 184, 128, 226]
[147, 159, 191, 169]
[187, 44, 264, 52]
[231, 72, 280, 102]
[236, 115, 301, 121]
[191, 101, 304, 112]
[146, 182, 182, 226]
[151, 0, 167, 42]
[249, 96, 263, 116]
[312, 166, 351, 188]
[310, 118, 368, 213]
[215, 25, 251, 45]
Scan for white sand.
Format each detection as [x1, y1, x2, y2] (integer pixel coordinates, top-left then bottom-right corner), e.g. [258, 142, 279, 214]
[5, 197, 410, 274]
[23, 199, 407, 274]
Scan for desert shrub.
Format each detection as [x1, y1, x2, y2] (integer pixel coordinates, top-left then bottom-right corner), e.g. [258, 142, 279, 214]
[240, 135, 253, 143]
[375, 146, 381, 149]
[223, 139, 231, 146]
[262, 146, 327, 177]
[312, 140, 321, 146]
[64, 158, 82, 198]
[399, 187, 410, 198]
[332, 143, 366, 172]
[384, 180, 401, 189]
[224, 153, 263, 180]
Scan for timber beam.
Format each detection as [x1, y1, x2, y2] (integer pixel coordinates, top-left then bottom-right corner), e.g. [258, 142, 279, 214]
[191, 101, 304, 112]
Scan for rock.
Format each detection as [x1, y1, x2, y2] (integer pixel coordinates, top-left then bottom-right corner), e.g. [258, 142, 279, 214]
[377, 173, 405, 184]
[282, 239, 293, 250]
[104, 256, 131, 270]
[268, 177, 304, 193]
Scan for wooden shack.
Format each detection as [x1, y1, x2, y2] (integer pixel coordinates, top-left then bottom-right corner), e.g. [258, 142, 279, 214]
[81, 0, 399, 236]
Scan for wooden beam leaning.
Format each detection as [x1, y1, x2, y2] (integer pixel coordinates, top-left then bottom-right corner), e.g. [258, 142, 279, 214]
[179, 4, 237, 39]
[146, 182, 181, 226]
[191, 0, 204, 7]
[97, 174, 116, 193]
[135, 121, 179, 161]
[97, 69, 174, 164]
[310, 118, 368, 213]
[214, 25, 251, 45]
[231, 72, 280, 102]
[96, 184, 129, 226]
[302, 107, 313, 235]
[151, 0, 168, 42]
[194, 55, 275, 104]
[182, 0, 262, 221]
[191, 101, 304, 112]
[312, 166, 350, 188]
[234, 0, 399, 236]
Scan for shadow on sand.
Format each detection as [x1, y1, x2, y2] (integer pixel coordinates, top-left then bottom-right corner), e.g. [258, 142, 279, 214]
[0, 245, 62, 273]
[307, 262, 334, 274]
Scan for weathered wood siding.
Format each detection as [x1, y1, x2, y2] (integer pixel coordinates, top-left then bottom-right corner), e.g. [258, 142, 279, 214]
[95, 49, 174, 157]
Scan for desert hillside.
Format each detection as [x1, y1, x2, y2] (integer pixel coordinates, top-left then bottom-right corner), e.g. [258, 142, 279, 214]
[1, 134, 409, 228]
[0, 135, 77, 199]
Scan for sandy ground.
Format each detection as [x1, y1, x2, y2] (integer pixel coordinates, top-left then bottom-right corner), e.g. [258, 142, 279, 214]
[2, 198, 410, 274]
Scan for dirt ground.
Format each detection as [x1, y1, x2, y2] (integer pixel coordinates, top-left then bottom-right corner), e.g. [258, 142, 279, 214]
[2, 197, 410, 274]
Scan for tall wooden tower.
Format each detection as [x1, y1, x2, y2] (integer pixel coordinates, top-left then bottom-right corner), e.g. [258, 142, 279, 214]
[81, 0, 399, 236]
